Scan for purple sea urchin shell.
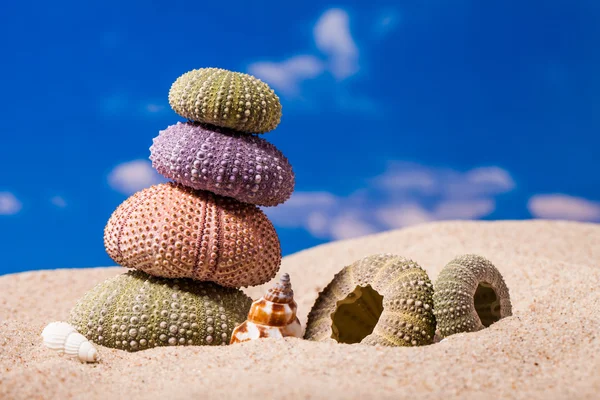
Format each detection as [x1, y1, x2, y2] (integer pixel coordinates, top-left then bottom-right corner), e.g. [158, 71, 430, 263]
[149, 122, 295, 206]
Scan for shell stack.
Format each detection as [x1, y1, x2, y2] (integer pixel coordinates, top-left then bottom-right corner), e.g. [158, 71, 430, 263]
[105, 67, 294, 288]
[70, 68, 294, 351]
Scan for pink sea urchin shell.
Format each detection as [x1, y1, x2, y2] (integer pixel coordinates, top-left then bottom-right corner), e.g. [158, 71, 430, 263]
[149, 122, 295, 207]
[104, 182, 282, 288]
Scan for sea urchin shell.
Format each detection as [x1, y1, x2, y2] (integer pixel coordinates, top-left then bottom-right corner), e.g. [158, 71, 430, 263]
[304, 254, 436, 347]
[104, 182, 281, 288]
[169, 68, 282, 133]
[149, 122, 295, 206]
[230, 273, 302, 344]
[69, 270, 253, 351]
[433, 254, 512, 338]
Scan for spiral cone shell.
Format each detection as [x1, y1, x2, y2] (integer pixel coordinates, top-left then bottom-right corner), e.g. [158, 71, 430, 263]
[230, 273, 302, 343]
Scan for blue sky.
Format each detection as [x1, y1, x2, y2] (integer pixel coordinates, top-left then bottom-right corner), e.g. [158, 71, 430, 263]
[1, 1, 599, 275]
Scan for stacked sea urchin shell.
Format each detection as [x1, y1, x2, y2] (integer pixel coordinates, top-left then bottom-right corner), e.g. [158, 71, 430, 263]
[69, 68, 294, 352]
[106, 67, 293, 288]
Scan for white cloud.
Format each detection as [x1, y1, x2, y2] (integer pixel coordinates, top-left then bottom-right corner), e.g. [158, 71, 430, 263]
[306, 211, 330, 237]
[375, 199, 495, 230]
[266, 192, 377, 240]
[434, 198, 495, 219]
[463, 167, 515, 194]
[50, 196, 67, 208]
[528, 194, 600, 221]
[249, 55, 325, 96]
[374, 162, 514, 198]
[144, 103, 167, 114]
[285, 191, 339, 207]
[265, 191, 339, 230]
[374, 164, 437, 193]
[108, 160, 166, 195]
[313, 8, 359, 79]
[246, 8, 367, 111]
[268, 163, 514, 240]
[376, 204, 433, 229]
[329, 213, 378, 240]
[0, 192, 22, 215]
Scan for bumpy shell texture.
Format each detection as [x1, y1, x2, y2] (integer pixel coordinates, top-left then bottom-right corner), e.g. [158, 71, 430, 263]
[433, 254, 512, 338]
[304, 254, 436, 347]
[104, 182, 281, 288]
[149, 122, 295, 206]
[169, 68, 282, 133]
[230, 273, 302, 344]
[69, 270, 253, 351]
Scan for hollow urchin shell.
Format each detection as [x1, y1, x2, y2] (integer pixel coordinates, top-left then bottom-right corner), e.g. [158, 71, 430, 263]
[149, 122, 295, 206]
[169, 68, 282, 133]
[433, 254, 512, 338]
[304, 254, 436, 347]
[104, 182, 281, 288]
[69, 270, 252, 351]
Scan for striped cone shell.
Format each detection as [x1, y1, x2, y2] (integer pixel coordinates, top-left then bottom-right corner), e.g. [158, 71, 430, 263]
[230, 273, 302, 343]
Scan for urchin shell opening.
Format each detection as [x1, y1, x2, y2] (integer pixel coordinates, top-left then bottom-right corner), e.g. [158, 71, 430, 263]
[330, 285, 384, 344]
[473, 282, 502, 327]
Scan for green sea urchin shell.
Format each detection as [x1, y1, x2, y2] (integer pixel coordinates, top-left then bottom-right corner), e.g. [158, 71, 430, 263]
[69, 270, 252, 351]
[169, 68, 282, 133]
[433, 254, 512, 338]
[304, 254, 436, 347]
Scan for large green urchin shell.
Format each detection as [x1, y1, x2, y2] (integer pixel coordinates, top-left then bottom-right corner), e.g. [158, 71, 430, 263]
[169, 68, 282, 133]
[433, 254, 512, 338]
[69, 270, 252, 351]
[304, 254, 436, 347]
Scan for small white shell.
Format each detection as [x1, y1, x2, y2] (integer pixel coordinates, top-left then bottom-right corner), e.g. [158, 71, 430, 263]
[41, 321, 99, 363]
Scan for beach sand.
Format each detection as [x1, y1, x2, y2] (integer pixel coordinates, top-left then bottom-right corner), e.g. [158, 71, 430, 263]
[1, 220, 599, 399]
